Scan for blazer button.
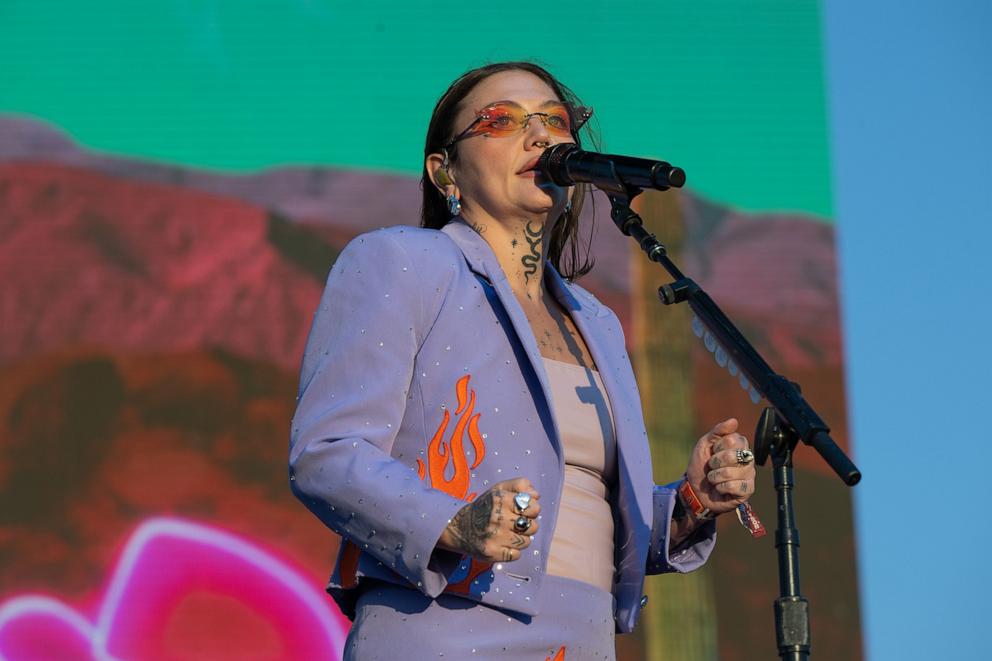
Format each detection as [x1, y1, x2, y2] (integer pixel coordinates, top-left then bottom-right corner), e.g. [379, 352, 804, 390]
[640, 595, 649, 609]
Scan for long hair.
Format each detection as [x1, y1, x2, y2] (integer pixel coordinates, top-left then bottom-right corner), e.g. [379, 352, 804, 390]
[420, 61, 598, 281]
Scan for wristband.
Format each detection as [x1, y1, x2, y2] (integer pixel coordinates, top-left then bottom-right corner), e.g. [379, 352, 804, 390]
[736, 501, 767, 538]
[677, 478, 715, 521]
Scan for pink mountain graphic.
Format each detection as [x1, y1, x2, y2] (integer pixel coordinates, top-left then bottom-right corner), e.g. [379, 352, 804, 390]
[0, 115, 858, 660]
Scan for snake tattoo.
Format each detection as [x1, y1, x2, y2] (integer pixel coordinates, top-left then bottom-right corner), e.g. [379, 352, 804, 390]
[521, 221, 543, 283]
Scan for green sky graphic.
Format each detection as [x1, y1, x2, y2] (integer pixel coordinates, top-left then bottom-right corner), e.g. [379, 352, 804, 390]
[1, 1, 831, 218]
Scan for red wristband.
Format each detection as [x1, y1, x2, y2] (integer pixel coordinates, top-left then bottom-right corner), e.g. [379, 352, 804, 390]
[678, 478, 714, 521]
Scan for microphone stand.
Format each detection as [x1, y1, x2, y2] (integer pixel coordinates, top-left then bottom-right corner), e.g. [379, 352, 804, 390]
[596, 170, 861, 661]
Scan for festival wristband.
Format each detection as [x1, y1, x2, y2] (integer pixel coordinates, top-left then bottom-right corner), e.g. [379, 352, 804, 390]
[677, 478, 714, 521]
[735, 501, 766, 538]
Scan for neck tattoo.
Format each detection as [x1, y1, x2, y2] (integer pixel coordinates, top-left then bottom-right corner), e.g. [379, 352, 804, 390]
[521, 221, 542, 284]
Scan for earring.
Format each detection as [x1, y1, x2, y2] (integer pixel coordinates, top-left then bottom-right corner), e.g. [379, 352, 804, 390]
[565, 199, 572, 214]
[447, 193, 462, 216]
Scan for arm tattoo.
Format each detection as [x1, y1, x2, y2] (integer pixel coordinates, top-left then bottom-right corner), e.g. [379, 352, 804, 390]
[670, 492, 701, 549]
[447, 491, 495, 556]
[672, 495, 689, 523]
[521, 221, 542, 283]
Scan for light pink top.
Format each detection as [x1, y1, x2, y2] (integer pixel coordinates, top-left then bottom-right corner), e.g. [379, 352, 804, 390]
[541, 357, 618, 593]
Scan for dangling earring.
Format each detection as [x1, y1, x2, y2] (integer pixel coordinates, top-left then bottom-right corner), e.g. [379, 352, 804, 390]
[436, 148, 460, 216]
[447, 193, 462, 216]
[565, 199, 573, 215]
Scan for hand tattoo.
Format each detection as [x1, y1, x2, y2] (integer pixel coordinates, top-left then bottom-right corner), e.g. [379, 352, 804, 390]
[494, 489, 503, 525]
[447, 491, 495, 556]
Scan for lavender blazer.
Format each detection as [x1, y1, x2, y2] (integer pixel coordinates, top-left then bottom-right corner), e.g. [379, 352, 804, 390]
[289, 218, 715, 634]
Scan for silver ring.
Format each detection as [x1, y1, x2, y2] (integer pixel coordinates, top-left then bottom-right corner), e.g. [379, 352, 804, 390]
[513, 516, 531, 533]
[513, 492, 532, 513]
[736, 449, 755, 466]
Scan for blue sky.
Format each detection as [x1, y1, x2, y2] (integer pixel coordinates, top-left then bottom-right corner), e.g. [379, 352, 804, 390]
[824, 1, 991, 658]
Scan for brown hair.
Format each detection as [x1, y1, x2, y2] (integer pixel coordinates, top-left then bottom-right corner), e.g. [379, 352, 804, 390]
[420, 61, 598, 281]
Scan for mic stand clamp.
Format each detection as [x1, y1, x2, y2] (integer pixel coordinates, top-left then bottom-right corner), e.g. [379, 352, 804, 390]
[597, 162, 676, 266]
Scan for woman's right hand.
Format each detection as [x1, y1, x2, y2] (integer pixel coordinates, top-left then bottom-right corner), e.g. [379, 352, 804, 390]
[436, 478, 541, 563]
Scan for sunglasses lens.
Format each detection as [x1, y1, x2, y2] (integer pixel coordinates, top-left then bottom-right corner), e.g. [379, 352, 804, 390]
[477, 104, 526, 136]
[544, 104, 574, 137]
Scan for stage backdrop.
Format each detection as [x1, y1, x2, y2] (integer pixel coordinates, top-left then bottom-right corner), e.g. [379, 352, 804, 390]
[0, 2, 860, 660]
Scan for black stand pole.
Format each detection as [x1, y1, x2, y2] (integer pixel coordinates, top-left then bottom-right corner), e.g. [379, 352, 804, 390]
[756, 408, 810, 660]
[596, 173, 860, 659]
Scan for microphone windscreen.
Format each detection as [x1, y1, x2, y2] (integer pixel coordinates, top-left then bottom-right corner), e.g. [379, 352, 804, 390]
[539, 143, 580, 186]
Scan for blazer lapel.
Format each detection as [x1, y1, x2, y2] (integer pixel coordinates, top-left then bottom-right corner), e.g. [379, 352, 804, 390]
[440, 220, 565, 461]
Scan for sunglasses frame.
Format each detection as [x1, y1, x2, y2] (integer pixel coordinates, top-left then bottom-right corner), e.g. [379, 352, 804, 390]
[443, 100, 593, 151]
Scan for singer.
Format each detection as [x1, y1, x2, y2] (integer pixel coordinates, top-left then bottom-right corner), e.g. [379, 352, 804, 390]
[289, 61, 757, 660]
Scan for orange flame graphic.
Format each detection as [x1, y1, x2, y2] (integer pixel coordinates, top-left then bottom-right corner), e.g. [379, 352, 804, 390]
[545, 646, 566, 661]
[340, 376, 491, 594]
[416, 374, 485, 500]
[416, 374, 491, 593]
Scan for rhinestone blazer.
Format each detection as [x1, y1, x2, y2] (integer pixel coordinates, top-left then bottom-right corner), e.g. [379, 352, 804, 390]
[289, 218, 716, 634]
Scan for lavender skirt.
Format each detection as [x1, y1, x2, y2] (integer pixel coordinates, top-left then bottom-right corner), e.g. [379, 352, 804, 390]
[343, 575, 616, 660]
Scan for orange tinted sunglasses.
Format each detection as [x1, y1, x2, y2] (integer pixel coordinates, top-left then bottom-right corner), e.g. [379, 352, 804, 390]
[444, 101, 593, 149]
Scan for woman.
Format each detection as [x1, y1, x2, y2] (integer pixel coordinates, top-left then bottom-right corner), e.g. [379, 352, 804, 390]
[289, 62, 757, 660]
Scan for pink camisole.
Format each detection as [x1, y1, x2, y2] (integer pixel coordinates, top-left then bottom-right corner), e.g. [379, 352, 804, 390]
[541, 357, 618, 593]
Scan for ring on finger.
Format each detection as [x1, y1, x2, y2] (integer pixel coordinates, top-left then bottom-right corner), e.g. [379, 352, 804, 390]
[513, 492, 532, 513]
[736, 448, 754, 466]
[513, 516, 531, 533]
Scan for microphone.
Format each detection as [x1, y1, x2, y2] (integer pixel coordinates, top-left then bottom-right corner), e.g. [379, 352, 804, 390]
[539, 143, 686, 191]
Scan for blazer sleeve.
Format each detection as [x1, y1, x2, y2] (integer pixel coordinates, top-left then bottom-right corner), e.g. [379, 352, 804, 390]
[289, 230, 466, 598]
[645, 480, 717, 574]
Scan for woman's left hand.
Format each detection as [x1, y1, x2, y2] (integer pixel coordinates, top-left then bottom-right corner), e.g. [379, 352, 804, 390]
[684, 418, 756, 516]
